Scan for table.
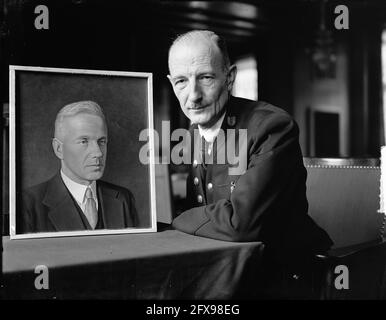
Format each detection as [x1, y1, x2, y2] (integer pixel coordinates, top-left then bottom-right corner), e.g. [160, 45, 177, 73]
[2, 230, 264, 299]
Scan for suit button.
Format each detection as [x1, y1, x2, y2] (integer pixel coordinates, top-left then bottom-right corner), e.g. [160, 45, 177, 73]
[193, 160, 198, 168]
[207, 182, 213, 190]
[197, 195, 203, 203]
[194, 177, 199, 185]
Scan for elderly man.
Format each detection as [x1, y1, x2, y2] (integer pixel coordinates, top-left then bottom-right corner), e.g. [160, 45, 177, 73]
[19, 101, 137, 234]
[168, 30, 332, 261]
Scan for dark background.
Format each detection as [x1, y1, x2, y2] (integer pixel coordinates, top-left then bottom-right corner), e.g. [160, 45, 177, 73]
[1, 0, 385, 155]
[2, 0, 386, 232]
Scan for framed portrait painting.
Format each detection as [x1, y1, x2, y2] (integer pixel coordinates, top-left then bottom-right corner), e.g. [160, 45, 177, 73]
[9, 65, 157, 239]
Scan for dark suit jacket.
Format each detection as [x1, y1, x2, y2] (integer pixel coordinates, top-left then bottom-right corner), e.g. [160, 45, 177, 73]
[19, 173, 137, 233]
[172, 96, 333, 261]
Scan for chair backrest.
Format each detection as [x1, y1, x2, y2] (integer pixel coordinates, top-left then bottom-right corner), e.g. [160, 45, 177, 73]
[304, 157, 385, 249]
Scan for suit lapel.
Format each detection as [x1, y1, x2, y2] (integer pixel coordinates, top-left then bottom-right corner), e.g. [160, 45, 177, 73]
[211, 97, 239, 178]
[42, 174, 85, 231]
[98, 182, 126, 229]
[213, 98, 238, 165]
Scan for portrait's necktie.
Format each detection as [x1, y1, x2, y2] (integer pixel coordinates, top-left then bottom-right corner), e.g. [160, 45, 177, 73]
[84, 187, 98, 229]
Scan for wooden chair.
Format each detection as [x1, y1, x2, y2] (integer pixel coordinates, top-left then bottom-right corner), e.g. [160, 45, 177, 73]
[303, 157, 386, 299]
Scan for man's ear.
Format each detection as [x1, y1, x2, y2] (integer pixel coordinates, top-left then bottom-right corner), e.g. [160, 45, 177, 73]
[226, 65, 237, 92]
[52, 138, 64, 160]
[167, 75, 173, 87]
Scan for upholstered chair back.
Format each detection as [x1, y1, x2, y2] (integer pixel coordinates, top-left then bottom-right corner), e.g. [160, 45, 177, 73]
[304, 158, 385, 249]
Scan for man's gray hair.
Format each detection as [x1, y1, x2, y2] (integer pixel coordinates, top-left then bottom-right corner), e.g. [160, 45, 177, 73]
[54, 100, 106, 139]
[169, 30, 231, 71]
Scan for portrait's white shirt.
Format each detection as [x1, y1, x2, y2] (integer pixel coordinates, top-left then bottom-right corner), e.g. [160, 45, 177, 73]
[60, 170, 98, 212]
[198, 112, 226, 155]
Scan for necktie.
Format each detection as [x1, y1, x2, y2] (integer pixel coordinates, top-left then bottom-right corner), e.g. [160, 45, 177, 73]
[200, 137, 208, 193]
[201, 137, 208, 169]
[84, 187, 98, 229]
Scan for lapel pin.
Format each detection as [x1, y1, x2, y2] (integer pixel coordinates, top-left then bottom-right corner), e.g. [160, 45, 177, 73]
[227, 116, 236, 127]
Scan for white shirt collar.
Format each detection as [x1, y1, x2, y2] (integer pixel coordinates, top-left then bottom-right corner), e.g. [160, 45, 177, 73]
[60, 170, 98, 207]
[198, 111, 226, 144]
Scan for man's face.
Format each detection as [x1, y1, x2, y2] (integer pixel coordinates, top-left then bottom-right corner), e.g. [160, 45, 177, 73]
[56, 113, 107, 185]
[168, 39, 230, 128]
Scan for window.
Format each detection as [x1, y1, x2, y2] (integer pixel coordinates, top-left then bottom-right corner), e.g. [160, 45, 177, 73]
[232, 55, 258, 101]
